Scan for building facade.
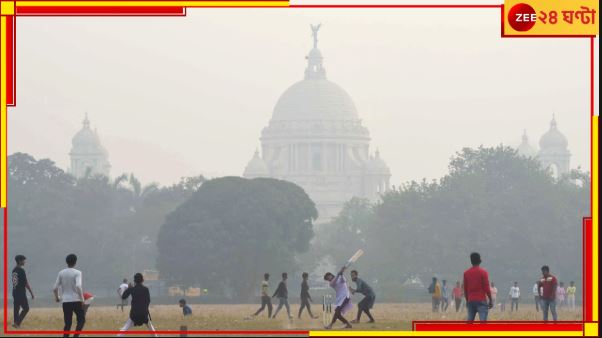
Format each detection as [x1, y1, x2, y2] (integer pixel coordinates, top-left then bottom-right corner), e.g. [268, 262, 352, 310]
[243, 25, 391, 221]
[69, 114, 111, 179]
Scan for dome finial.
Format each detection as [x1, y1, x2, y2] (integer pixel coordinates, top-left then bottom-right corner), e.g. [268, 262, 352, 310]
[551, 114, 557, 128]
[311, 23, 321, 49]
[522, 129, 528, 142]
[305, 24, 326, 80]
[83, 112, 90, 129]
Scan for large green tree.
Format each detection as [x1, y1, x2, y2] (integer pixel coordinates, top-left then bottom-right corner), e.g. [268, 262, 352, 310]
[156, 176, 317, 300]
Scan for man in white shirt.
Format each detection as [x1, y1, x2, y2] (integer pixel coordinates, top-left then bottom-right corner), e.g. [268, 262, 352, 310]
[533, 282, 540, 312]
[509, 281, 520, 312]
[323, 267, 353, 329]
[118, 279, 129, 312]
[53, 254, 85, 338]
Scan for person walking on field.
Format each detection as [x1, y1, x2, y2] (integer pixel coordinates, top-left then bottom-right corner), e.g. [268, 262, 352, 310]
[82, 292, 94, 315]
[428, 277, 442, 313]
[452, 281, 463, 312]
[532, 282, 541, 312]
[252, 273, 272, 318]
[349, 270, 376, 323]
[556, 282, 566, 309]
[12, 255, 35, 329]
[118, 273, 157, 337]
[53, 254, 85, 338]
[179, 299, 192, 316]
[509, 281, 520, 312]
[489, 282, 497, 310]
[463, 252, 493, 321]
[440, 280, 450, 312]
[538, 265, 558, 321]
[323, 267, 353, 329]
[272, 273, 292, 320]
[566, 281, 577, 310]
[178, 298, 192, 336]
[117, 279, 129, 312]
[298, 272, 318, 319]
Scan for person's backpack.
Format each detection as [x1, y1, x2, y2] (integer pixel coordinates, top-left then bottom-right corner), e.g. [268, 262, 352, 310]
[428, 283, 435, 294]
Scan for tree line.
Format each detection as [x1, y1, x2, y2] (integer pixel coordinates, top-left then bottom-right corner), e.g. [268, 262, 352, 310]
[5, 145, 590, 301]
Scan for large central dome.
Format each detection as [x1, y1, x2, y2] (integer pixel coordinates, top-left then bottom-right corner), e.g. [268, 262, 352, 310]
[271, 79, 359, 121]
[270, 27, 359, 122]
[245, 24, 391, 222]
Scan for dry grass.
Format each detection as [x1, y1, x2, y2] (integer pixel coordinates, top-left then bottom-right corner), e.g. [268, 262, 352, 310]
[1, 302, 582, 336]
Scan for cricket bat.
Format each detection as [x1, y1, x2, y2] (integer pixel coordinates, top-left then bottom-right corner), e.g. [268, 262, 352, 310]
[344, 249, 364, 268]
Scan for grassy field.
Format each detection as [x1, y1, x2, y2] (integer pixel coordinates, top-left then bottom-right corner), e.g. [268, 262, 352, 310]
[1, 302, 582, 336]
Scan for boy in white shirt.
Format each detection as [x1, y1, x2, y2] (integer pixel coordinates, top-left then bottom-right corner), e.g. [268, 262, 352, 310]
[533, 282, 540, 312]
[53, 254, 85, 338]
[509, 281, 520, 312]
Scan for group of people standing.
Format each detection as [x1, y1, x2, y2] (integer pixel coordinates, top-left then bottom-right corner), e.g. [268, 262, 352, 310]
[449, 252, 569, 322]
[251, 268, 376, 329]
[12, 253, 157, 337]
[533, 280, 577, 312]
[428, 254, 577, 321]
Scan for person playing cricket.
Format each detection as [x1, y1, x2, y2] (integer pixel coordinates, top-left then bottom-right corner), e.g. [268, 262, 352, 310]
[349, 270, 375, 323]
[118, 273, 157, 337]
[323, 266, 353, 329]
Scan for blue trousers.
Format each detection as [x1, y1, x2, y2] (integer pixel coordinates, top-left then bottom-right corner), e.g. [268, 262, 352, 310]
[541, 299, 558, 321]
[466, 301, 489, 321]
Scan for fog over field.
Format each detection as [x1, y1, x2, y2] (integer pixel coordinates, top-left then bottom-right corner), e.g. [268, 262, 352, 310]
[3, 6, 592, 319]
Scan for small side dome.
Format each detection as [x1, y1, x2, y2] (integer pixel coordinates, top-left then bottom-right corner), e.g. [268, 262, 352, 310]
[517, 130, 537, 158]
[71, 114, 105, 155]
[243, 150, 270, 178]
[367, 150, 391, 174]
[539, 116, 568, 150]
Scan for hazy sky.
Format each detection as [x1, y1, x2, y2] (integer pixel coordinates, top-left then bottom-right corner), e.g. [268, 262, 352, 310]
[8, 5, 596, 186]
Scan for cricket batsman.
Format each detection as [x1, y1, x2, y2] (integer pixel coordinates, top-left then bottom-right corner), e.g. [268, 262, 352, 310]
[323, 266, 353, 329]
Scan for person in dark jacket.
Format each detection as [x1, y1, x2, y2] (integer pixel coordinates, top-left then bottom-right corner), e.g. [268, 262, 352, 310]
[118, 273, 157, 337]
[298, 272, 318, 319]
[12, 255, 35, 329]
[271, 273, 292, 319]
[349, 270, 376, 323]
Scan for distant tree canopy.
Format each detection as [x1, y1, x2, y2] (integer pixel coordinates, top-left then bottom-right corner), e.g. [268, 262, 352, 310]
[313, 146, 590, 298]
[156, 177, 317, 300]
[6, 146, 590, 302]
[7, 152, 204, 291]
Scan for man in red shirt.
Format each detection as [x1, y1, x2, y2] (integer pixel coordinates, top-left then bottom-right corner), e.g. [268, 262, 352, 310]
[537, 265, 558, 321]
[463, 252, 493, 321]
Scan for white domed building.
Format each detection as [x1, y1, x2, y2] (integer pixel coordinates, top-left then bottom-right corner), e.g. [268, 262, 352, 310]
[69, 114, 111, 179]
[537, 116, 571, 177]
[516, 115, 571, 178]
[243, 25, 391, 221]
